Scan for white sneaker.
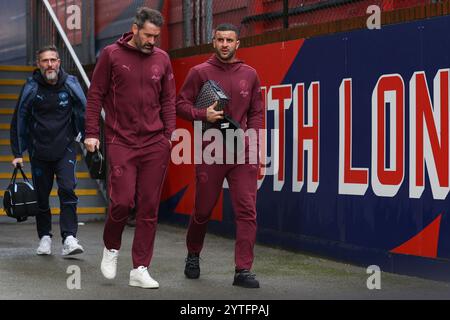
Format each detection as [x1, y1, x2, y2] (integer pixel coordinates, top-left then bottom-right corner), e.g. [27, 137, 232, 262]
[129, 266, 159, 289]
[36, 235, 52, 255]
[62, 235, 84, 256]
[101, 247, 119, 279]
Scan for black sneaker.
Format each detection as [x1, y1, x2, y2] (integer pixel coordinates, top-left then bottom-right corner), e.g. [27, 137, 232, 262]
[184, 253, 200, 279]
[233, 269, 260, 288]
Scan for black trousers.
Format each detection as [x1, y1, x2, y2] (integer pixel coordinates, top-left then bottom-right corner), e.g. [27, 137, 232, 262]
[30, 144, 78, 241]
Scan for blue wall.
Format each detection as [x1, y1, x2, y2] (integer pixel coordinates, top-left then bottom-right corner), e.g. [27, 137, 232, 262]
[161, 15, 450, 282]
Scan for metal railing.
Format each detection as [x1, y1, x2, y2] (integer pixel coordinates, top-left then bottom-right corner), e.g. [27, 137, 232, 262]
[26, 0, 107, 202]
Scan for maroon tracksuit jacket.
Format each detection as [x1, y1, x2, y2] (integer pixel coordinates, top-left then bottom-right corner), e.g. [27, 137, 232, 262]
[177, 55, 263, 270]
[86, 32, 176, 268]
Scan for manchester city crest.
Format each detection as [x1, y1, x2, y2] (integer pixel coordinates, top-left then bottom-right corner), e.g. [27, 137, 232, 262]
[59, 91, 69, 107]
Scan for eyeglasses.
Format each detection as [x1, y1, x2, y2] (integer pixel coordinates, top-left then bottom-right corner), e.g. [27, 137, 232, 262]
[39, 58, 60, 64]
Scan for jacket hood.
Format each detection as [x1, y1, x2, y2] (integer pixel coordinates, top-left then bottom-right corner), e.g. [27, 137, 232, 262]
[32, 67, 68, 89]
[206, 54, 244, 72]
[117, 31, 155, 55]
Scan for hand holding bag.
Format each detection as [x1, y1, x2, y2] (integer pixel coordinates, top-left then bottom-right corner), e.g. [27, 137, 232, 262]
[3, 166, 39, 222]
[194, 80, 240, 132]
[85, 148, 106, 179]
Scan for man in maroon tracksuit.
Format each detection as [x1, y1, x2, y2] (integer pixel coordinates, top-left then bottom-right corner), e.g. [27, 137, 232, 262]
[176, 23, 263, 288]
[84, 7, 175, 289]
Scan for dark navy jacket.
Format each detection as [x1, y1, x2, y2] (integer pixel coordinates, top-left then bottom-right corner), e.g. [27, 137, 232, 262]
[10, 69, 86, 159]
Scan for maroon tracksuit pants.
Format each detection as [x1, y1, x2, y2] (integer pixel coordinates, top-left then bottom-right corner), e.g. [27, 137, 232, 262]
[103, 136, 171, 268]
[187, 162, 258, 270]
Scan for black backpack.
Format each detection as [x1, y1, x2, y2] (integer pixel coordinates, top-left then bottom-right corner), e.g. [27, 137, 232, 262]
[3, 166, 39, 222]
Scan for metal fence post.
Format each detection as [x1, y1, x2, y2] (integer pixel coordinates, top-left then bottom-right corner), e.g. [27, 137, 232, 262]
[195, 0, 200, 45]
[205, 0, 213, 43]
[81, 0, 95, 65]
[183, 0, 192, 47]
[283, 0, 289, 29]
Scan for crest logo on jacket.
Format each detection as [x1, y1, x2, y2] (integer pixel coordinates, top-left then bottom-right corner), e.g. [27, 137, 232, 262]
[239, 80, 249, 98]
[59, 91, 69, 107]
[151, 65, 161, 81]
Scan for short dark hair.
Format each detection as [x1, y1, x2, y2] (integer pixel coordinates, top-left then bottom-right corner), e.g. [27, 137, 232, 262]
[36, 45, 59, 60]
[134, 7, 164, 28]
[214, 23, 240, 39]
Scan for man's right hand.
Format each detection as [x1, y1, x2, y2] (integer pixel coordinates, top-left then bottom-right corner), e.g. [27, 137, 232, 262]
[206, 101, 224, 123]
[12, 158, 23, 168]
[84, 138, 100, 153]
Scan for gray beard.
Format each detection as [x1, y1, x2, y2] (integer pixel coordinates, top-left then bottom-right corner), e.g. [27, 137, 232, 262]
[42, 69, 59, 82]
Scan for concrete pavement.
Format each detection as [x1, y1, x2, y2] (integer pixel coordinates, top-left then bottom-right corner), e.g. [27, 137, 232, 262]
[0, 219, 450, 300]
